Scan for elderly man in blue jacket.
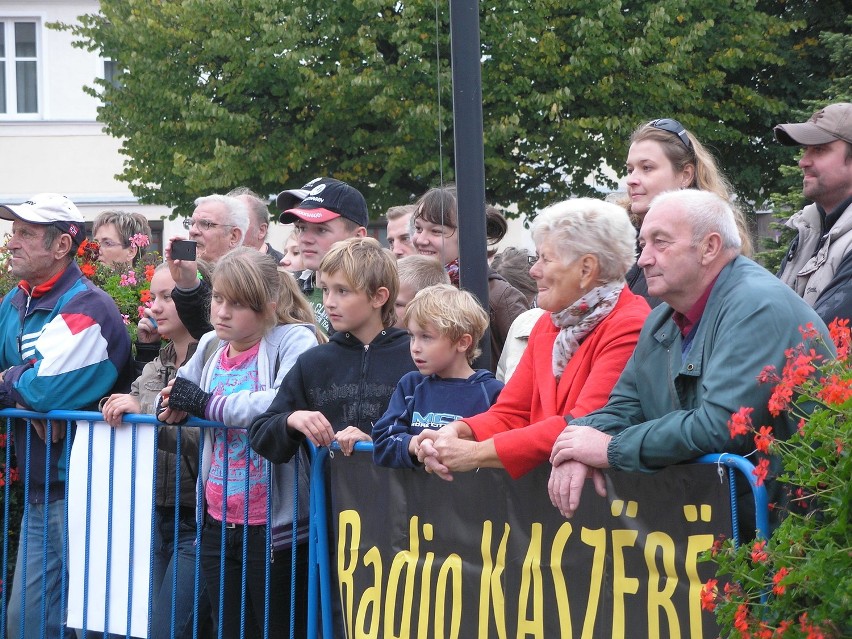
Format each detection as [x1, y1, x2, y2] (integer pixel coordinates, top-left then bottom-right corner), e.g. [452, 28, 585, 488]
[0, 193, 131, 638]
[543, 189, 831, 533]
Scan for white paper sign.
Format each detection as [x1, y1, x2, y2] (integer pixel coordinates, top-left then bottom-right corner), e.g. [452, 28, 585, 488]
[67, 421, 154, 637]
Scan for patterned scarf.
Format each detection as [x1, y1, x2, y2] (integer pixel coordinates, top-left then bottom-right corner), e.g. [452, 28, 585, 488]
[551, 282, 624, 379]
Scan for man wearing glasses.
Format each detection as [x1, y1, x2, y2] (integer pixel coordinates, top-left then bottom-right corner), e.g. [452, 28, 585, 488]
[181, 194, 249, 263]
[166, 194, 250, 339]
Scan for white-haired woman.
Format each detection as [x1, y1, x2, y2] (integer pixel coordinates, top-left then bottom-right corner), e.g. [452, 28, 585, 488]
[414, 198, 651, 478]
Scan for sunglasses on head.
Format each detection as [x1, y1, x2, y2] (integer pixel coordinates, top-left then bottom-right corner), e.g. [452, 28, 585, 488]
[649, 118, 693, 150]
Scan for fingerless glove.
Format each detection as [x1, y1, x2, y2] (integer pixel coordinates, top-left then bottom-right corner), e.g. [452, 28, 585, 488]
[166, 377, 212, 419]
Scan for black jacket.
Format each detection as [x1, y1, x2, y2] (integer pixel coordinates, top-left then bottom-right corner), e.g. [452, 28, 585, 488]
[249, 327, 417, 463]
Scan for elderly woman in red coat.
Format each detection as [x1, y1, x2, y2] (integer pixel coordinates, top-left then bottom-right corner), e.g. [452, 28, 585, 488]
[414, 197, 650, 478]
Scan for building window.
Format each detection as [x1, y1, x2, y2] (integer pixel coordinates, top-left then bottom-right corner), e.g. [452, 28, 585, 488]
[104, 59, 120, 89]
[0, 20, 39, 115]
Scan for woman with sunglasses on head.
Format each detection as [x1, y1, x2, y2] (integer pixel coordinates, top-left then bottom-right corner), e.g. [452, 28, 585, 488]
[623, 118, 752, 306]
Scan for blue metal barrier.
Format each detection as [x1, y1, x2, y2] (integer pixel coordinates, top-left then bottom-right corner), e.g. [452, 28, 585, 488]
[0, 409, 308, 639]
[307, 442, 770, 637]
[0, 409, 771, 639]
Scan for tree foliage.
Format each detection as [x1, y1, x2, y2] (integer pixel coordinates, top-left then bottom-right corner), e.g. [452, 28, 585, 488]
[56, 0, 841, 218]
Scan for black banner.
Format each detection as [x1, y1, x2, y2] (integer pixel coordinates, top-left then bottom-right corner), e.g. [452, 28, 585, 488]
[329, 452, 729, 638]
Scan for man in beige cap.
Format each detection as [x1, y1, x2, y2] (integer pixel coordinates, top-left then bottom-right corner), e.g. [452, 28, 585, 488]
[775, 102, 852, 324]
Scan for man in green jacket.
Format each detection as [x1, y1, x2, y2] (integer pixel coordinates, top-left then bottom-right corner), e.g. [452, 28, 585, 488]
[547, 189, 830, 529]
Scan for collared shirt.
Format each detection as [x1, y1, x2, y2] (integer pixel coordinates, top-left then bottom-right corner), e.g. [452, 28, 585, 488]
[672, 273, 721, 339]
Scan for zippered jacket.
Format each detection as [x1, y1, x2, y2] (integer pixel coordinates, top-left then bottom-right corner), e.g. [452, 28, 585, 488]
[250, 327, 417, 464]
[0, 261, 130, 503]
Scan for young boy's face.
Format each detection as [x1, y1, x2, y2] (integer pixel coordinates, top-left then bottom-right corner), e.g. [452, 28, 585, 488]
[320, 270, 381, 337]
[407, 320, 468, 378]
[295, 217, 360, 271]
[394, 281, 417, 329]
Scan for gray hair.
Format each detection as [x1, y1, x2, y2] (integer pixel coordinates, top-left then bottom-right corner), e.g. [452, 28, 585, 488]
[194, 194, 250, 242]
[93, 210, 152, 247]
[227, 187, 270, 226]
[649, 190, 742, 253]
[531, 198, 636, 283]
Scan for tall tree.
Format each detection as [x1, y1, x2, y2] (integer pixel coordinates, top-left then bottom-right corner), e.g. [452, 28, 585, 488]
[58, 0, 834, 218]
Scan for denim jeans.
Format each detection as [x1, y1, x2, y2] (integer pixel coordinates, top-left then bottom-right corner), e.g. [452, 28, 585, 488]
[200, 515, 307, 639]
[6, 500, 75, 639]
[149, 506, 213, 639]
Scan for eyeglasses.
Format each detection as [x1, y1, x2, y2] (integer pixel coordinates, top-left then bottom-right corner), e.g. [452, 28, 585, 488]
[95, 238, 127, 249]
[527, 254, 538, 266]
[648, 118, 693, 150]
[183, 217, 233, 232]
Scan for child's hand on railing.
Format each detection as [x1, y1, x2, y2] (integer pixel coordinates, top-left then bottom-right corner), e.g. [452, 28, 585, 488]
[335, 427, 371, 456]
[286, 410, 334, 447]
[100, 394, 141, 428]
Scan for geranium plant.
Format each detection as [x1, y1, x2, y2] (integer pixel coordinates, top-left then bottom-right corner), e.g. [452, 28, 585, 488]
[76, 236, 159, 344]
[701, 319, 851, 638]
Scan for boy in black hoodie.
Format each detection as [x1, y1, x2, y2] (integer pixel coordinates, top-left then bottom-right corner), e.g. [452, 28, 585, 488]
[250, 237, 417, 461]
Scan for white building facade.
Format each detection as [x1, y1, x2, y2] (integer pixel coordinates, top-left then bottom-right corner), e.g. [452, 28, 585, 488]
[0, 0, 187, 248]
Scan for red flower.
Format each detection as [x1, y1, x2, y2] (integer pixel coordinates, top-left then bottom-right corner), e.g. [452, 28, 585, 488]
[754, 425, 774, 454]
[139, 289, 151, 304]
[734, 604, 751, 633]
[752, 458, 770, 486]
[145, 264, 156, 282]
[700, 578, 717, 611]
[757, 365, 780, 384]
[836, 438, 844, 455]
[798, 322, 820, 341]
[768, 380, 793, 417]
[772, 566, 790, 595]
[750, 539, 769, 563]
[774, 620, 792, 637]
[81, 263, 96, 278]
[797, 417, 806, 435]
[728, 406, 754, 438]
[828, 317, 850, 361]
[816, 374, 852, 406]
[781, 347, 819, 388]
[711, 535, 725, 557]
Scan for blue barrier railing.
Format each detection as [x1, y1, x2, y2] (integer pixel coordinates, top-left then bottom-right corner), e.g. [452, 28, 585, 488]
[0, 408, 307, 639]
[1, 409, 770, 639]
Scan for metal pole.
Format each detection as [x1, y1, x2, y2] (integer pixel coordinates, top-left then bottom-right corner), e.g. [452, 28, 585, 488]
[449, 0, 490, 369]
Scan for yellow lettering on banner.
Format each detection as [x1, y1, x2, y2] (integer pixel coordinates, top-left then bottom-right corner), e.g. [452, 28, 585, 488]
[384, 516, 419, 638]
[435, 554, 462, 639]
[549, 523, 574, 637]
[644, 531, 679, 639]
[355, 547, 382, 639]
[686, 533, 714, 639]
[338, 509, 361, 639]
[478, 521, 509, 639]
[611, 530, 640, 639]
[516, 523, 544, 638]
[580, 527, 606, 639]
[416, 522, 435, 638]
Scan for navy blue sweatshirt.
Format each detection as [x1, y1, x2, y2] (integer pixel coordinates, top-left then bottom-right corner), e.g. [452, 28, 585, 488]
[372, 369, 503, 469]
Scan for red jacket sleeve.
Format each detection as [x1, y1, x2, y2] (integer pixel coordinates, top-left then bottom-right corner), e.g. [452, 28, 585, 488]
[466, 290, 650, 478]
